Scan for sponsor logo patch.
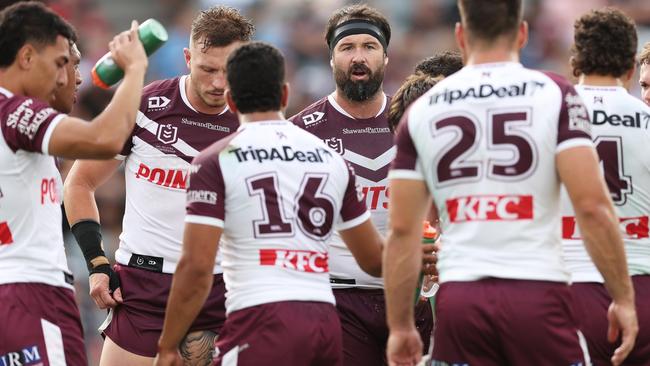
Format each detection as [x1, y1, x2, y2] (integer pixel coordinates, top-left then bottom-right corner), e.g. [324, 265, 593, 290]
[302, 111, 325, 126]
[562, 216, 649, 240]
[259, 249, 328, 273]
[147, 96, 171, 111]
[446, 194, 533, 222]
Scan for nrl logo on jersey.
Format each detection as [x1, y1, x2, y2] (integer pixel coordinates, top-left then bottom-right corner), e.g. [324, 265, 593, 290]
[323, 137, 344, 154]
[157, 124, 178, 144]
[302, 111, 325, 127]
[148, 96, 171, 111]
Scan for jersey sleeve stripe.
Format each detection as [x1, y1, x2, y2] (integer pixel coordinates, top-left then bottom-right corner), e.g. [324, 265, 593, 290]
[388, 169, 425, 181]
[41, 114, 66, 155]
[185, 215, 224, 228]
[556, 138, 593, 154]
[337, 210, 371, 231]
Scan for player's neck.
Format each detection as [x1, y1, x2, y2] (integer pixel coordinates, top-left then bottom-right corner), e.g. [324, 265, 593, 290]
[464, 48, 519, 66]
[0, 68, 26, 97]
[185, 77, 227, 115]
[579, 74, 623, 88]
[333, 89, 385, 119]
[239, 111, 285, 124]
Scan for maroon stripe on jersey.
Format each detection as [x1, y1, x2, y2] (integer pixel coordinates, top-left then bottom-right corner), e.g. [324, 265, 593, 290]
[0, 96, 62, 153]
[186, 132, 241, 221]
[340, 162, 368, 222]
[391, 115, 419, 171]
[542, 71, 592, 146]
[347, 162, 390, 183]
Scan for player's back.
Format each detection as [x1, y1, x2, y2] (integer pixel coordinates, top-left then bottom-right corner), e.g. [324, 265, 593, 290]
[393, 62, 592, 283]
[187, 120, 366, 314]
[0, 87, 73, 289]
[562, 85, 650, 281]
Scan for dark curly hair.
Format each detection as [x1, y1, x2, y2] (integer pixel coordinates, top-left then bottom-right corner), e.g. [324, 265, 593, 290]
[191, 6, 255, 51]
[571, 8, 637, 78]
[388, 73, 441, 133]
[0, 1, 77, 67]
[325, 4, 391, 52]
[227, 42, 285, 114]
[414, 51, 463, 77]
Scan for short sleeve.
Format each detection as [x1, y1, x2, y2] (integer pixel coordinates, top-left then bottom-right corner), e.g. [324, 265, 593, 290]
[542, 72, 593, 153]
[337, 161, 370, 231]
[0, 96, 66, 155]
[388, 113, 425, 180]
[185, 152, 225, 228]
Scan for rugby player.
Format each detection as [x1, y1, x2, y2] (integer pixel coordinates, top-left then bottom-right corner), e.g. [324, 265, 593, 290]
[384, 1, 637, 365]
[639, 42, 650, 105]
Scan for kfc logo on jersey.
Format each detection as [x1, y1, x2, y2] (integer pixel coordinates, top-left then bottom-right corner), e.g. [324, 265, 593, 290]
[147, 96, 171, 111]
[259, 249, 329, 273]
[447, 195, 533, 223]
[135, 163, 187, 189]
[0, 345, 42, 366]
[302, 111, 325, 127]
[563, 216, 649, 240]
[157, 124, 178, 144]
[324, 137, 344, 154]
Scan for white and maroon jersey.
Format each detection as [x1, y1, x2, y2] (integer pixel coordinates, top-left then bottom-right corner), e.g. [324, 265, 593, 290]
[562, 85, 650, 282]
[186, 120, 370, 314]
[0, 87, 73, 289]
[390, 62, 593, 283]
[115, 76, 239, 274]
[290, 94, 391, 288]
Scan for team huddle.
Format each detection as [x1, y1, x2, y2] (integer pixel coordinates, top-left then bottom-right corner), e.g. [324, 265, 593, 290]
[0, 0, 649, 366]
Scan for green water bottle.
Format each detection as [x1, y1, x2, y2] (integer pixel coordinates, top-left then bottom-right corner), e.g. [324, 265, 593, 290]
[91, 18, 168, 89]
[414, 221, 438, 304]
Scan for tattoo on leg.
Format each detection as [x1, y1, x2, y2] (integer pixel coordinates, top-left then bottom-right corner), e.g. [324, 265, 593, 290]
[180, 330, 218, 366]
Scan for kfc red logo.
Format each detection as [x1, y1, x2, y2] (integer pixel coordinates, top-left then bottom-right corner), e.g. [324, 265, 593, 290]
[563, 216, 649, 240]
[447, 195, 533, 222]
[259, 249, 328, 273]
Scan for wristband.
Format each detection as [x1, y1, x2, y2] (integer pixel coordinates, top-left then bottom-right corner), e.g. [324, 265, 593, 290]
[70, 219, 106, 272]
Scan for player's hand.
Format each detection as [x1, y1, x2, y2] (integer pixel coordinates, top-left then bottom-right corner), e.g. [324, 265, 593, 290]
[387, 327, 423, 366]
[109, 20, 148, 73]
[607, 300, 638, 365]
[153, 348, 182, 366]
[421, 243, 438, 276]
[89, 272, 123, 309]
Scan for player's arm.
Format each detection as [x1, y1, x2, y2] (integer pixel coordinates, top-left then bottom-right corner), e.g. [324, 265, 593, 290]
[64, 158, 123, 309]
[339, 219, 383, 277]
[48, 21, 147, 160]
[157, 222, 220, 364]
[384, 178, 430, 331]
[384, 115, 428, 366]
[558, 146, 637, 365]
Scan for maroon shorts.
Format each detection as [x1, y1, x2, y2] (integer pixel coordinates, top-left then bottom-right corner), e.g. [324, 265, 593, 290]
[431, 279, 588, 366]
[102, 264, 226, 357]
[0, 283, 87, 366]
[214, 301, 341, 366]
[333, 288, 433, 366]
[571, 275, 650, 365]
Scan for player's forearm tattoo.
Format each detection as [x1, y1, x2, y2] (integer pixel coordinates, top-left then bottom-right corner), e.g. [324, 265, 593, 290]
[180, 330, 218, 366]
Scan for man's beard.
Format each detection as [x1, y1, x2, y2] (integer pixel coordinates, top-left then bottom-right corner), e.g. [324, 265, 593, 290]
[335, 63, 384, 102]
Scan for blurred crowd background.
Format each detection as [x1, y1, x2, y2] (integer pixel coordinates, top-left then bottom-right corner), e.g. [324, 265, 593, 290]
[2, 0, 649, 363]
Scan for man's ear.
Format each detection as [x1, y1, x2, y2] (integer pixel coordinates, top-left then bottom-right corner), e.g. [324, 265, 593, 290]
[17, 44, 36, 70]
[225, 89, 238, 114]
[183, 48, 191, 70]
[517, 21, 529, 50]
[281, 83, 290, 109]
